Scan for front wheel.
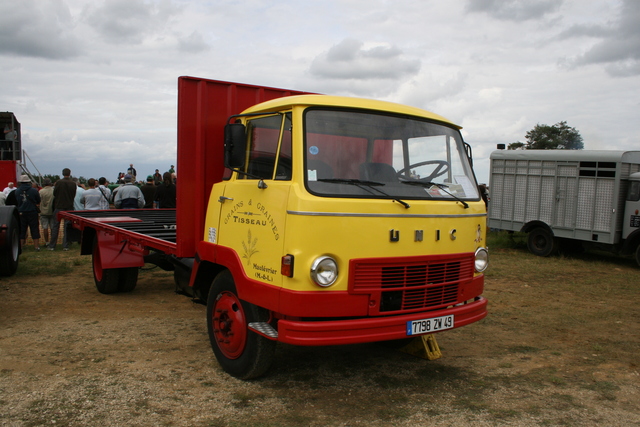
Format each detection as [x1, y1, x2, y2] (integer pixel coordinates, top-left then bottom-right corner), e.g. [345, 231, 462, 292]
[527, 227, 558, 257]
[207, 270, 276, 379]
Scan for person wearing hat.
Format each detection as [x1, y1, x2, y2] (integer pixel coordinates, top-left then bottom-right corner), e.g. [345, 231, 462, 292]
[114, 173, 145, 209]
[15, 174, 41, 251]
[140, 175, 157, 209]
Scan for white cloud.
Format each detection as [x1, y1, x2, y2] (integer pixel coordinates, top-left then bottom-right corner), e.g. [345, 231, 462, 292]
[0, 0, 83, 59]
[0, 0, 637, 186]
[561, 0, 640, 76]
[465, 0, 562, 21]
[310, 39, 420, 80]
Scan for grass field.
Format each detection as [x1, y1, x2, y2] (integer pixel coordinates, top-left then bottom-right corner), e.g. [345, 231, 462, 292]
[1, 232, 639, 426]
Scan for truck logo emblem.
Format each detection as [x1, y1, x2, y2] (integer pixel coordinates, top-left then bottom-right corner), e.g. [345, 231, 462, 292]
[390, 229, 400, 242]
[242, 229, 259, 265]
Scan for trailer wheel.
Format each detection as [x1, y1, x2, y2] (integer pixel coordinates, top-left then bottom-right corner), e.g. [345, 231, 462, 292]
[527, 227, 558, 257]
[207, 270, 276, 379]
[118, 267, 139, 293]
[0, 214, 20, 277]
[92, 241, 119, 294]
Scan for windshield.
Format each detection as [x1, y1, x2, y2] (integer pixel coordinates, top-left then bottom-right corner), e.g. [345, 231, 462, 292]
[304, 108, 479, 201]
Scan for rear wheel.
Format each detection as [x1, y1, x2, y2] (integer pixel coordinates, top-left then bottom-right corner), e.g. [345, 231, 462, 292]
[0, 214, 20, 277]
[527, 227, 558, 257]
[118, 267, 139, 292]
[207, 270, 276, 379]
[635, 245, 640, 267]
[92, 240, 119, 294]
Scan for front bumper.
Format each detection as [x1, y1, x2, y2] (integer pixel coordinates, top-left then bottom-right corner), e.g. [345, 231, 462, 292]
[276, 296, 487, 346]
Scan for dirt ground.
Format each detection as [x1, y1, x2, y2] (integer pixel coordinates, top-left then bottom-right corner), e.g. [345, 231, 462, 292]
[1, 246, 639, 427]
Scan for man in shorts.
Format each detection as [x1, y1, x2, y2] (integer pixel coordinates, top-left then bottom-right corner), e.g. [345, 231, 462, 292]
[38, 178, 54, 246]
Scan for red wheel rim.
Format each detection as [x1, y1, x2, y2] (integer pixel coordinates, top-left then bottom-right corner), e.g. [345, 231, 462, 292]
[212, 291, 247, 359]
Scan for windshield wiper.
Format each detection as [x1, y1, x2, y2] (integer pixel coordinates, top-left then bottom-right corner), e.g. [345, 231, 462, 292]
[400, 179, 469, 209]
[318, 179, 410, 209]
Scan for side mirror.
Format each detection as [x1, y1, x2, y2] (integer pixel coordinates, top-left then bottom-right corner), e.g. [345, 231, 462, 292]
[224, 123, 247, 168]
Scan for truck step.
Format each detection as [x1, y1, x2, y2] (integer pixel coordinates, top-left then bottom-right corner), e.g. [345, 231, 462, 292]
[248, 322, 278, 339]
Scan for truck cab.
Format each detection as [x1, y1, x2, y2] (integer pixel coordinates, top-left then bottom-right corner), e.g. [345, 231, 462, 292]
[197, 94, 488, 378]
[623, 172, 640, 263]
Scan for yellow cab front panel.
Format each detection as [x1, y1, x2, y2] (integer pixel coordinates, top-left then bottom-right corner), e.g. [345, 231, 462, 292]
[203, 96, 488, 346]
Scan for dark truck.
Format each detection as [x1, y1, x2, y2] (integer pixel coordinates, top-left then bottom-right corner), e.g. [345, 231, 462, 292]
[0, 112, 22, 276]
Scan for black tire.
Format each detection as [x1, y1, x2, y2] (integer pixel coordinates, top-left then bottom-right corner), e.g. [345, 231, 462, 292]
[92, 240, 119, 294]
[0, 213, 20, 277]
[527, 227, 558, 257]
[635, 245, 640, 268]
[118, 267, 139, 292]
[206, 270, 276, 379]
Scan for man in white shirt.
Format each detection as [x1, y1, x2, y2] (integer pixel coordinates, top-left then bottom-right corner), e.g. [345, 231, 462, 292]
[80, 178, 104, 210]
[3, 182, 15, 195]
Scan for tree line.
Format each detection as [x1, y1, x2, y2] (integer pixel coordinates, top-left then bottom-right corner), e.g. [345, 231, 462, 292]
[508, 121, 583, 150]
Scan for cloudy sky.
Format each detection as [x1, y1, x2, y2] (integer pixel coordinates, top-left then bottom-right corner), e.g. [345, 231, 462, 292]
[1, 0, 638, 184]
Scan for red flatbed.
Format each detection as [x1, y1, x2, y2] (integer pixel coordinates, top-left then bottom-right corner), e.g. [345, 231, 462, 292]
[61, 209, 178, 255]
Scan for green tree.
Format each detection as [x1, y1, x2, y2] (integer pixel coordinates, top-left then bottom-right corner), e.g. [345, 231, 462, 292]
[507, 141, 525, 150]
[524, 121, 584, 150]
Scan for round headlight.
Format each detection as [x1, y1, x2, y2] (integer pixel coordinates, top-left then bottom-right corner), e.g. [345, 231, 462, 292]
[310, 256, 338, 287]
[475, 247, 489, 272]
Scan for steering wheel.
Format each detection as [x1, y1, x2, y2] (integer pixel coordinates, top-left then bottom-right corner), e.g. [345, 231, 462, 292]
[396, 160, 450, 181]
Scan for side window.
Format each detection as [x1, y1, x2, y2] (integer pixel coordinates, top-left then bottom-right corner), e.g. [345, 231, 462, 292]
[243, 114, 292, 180]
[628, 181, 640, 202]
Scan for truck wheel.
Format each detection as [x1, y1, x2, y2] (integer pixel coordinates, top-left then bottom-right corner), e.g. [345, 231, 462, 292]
[635, 245, 640, 267]
[0, 214, 20, 277]
[92, 241, 119, 294]
[527, 227, 558, 257]
[207, 270, 276, 379]
[118, 267, 139, 292]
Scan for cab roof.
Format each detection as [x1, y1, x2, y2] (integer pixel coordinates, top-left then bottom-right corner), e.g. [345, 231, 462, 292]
[241, 94, 461, 129]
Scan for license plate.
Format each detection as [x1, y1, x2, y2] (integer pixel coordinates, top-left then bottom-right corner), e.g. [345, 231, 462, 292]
[407, 314, 454, 336]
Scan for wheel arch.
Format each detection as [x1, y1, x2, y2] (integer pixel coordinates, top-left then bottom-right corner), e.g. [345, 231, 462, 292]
[191, 259, 227, 302]
[621, 228, 640, 256]
[521, 220, 554, 235]
[80, 227, 97, 255]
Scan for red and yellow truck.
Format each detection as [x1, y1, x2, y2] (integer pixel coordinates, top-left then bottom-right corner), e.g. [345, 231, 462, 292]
[61, 76, 489, 379]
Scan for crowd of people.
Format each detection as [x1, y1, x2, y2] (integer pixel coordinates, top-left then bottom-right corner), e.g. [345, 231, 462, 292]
[0, 164, 177, 251]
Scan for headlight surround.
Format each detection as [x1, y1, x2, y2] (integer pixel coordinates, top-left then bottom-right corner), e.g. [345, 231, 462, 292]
[310, 256, 338, 287]
[474, 247, 489, 272]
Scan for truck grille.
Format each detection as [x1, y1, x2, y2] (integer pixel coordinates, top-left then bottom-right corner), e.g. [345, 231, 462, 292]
[350, 254, 474, 314]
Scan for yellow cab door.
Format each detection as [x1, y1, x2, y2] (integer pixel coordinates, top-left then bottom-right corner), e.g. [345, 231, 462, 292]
[217, 113, 292, 288]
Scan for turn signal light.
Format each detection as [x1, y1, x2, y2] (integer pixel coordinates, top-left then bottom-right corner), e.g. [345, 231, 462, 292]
[281, 254, 294, 277]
